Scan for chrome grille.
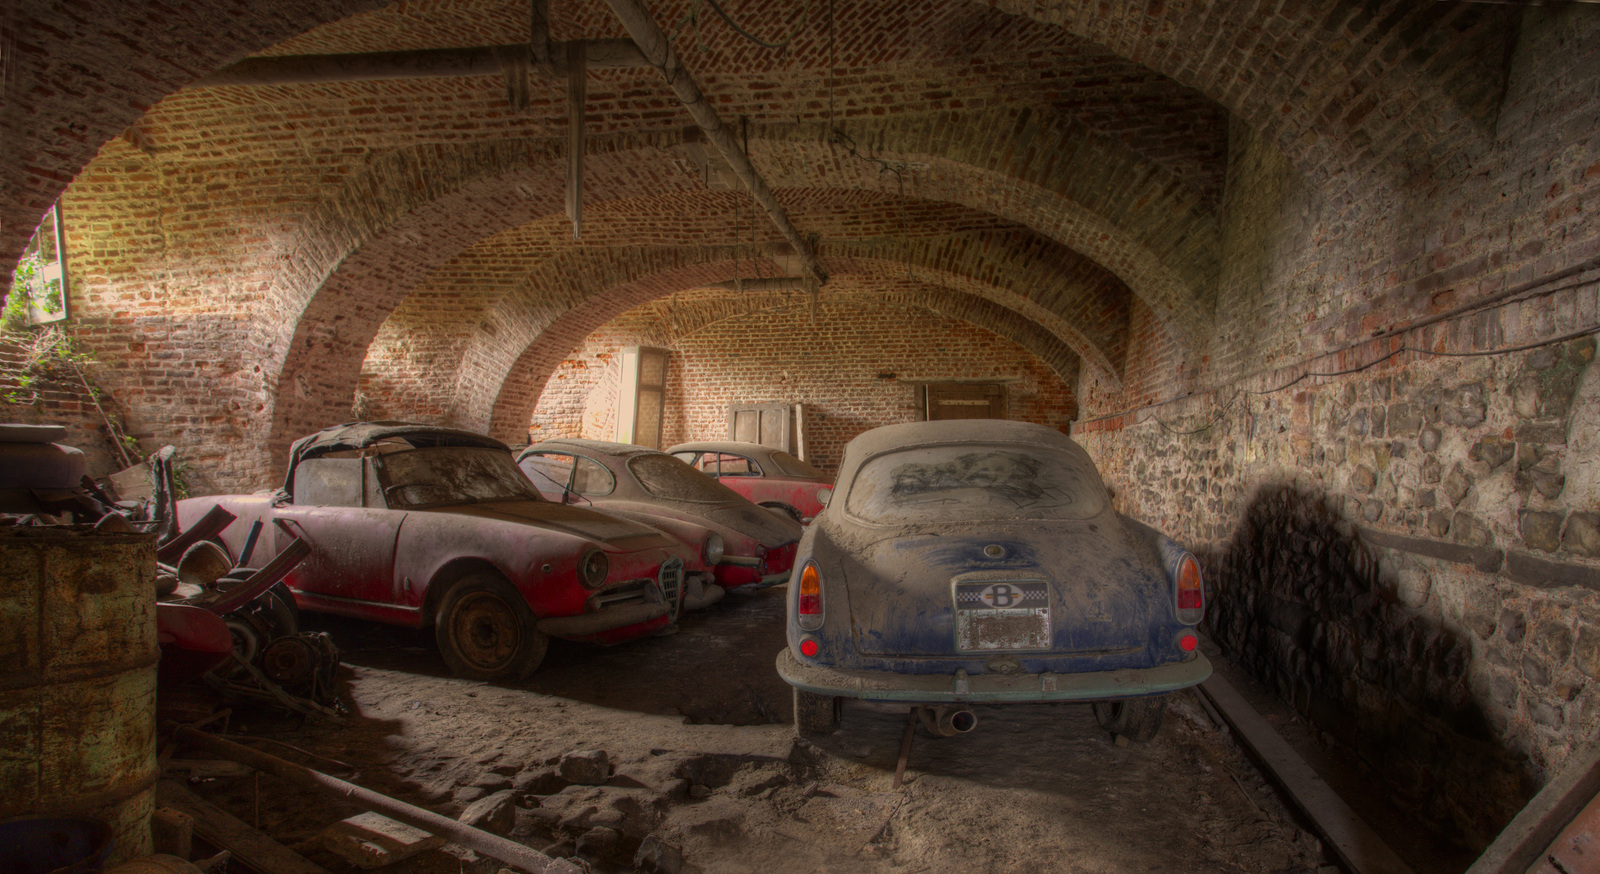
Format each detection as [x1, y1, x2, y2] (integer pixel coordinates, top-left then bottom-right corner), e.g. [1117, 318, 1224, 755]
[658, 557, 684, 620]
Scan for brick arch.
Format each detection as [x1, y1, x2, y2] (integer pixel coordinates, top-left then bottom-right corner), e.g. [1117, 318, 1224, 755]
[2, 0, 387, 273]
[636, 284, 1082, 390]
[282, 124, 1193, 458]
[465, 238, 1126, 443]
[981, 0, 1515, 185]
[753, 114, 1219, 327]
[263, 132, 697, 464]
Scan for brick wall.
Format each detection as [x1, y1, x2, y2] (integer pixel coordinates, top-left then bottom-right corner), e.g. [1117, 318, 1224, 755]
[522, 294, 1075, 473]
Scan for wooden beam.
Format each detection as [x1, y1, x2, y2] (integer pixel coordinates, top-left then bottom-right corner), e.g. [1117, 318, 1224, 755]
[603, 0, 828, 286]
[157, 780, 332, 874]
[566, 41, 586, 241]
[1199, 675, 1415, 874]
[193, 40, 644, 88]
[1466, 740, 1600, 874]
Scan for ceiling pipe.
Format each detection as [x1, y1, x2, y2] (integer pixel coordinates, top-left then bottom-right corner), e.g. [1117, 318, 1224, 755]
[193, 40, 646, 87]
[601, 0, 828, 287]
[709, 276, 810, 292]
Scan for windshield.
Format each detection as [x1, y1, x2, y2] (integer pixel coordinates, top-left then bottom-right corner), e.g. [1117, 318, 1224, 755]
[628, 454, 747, 503]
[844, 444, 1107, 524]
[377, 447, 541, 509]
[770, 450, 826, 479]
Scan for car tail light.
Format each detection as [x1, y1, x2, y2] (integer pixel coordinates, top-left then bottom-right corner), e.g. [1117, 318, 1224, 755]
[799, 637, 820, 657]
[580, 549, 609, 589]
[796, 561, 823, 630]
[1174, 551, 1203, 625]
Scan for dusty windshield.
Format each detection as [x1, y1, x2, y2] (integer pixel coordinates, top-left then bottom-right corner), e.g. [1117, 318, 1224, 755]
[377, 447, 540, 509]
[628, 454, 745, 503]
[845, 444, 1107, 523]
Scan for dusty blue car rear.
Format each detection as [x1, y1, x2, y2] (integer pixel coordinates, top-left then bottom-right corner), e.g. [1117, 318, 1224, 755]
[776, 419, 1210, 741]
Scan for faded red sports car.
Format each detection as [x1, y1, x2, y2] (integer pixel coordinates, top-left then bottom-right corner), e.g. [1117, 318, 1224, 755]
[177, 423, 695, 681]
[666, 441, 833, 524]
[517, 439, 802, 592]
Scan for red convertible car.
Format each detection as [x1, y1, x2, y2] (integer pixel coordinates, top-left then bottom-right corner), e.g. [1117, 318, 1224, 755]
[177, 423, 694, 681]
[517, 439, 803, 592]
[666, 441, 833, 524]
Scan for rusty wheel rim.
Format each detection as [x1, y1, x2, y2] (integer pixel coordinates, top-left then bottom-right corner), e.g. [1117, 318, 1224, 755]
[450, 591, 521, 673]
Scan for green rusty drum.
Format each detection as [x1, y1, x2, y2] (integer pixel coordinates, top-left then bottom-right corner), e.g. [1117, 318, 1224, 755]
[0, 526, 159, 865]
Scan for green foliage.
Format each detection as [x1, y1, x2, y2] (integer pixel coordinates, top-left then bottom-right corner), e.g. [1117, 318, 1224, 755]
[2, 326, 94, 404]
[7, 251, 65, 329]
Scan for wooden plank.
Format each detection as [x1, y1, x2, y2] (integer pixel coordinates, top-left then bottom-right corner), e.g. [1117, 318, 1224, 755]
[1199, 675, 1414, 874]
[1466, 740, 1600, 874]
[157, 780, 333, 874]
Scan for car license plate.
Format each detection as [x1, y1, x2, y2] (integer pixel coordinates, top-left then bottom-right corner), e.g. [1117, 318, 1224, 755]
[954, 580, 1050, 651]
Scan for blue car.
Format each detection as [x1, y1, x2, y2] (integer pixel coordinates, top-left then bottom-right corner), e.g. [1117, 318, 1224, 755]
[775, 420, 1210, 742]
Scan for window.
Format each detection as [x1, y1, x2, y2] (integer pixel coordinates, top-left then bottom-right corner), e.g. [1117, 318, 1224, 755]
[519, 452, 615, 499]
[616, 346, 668, 448]
[8, 204, 70, 325]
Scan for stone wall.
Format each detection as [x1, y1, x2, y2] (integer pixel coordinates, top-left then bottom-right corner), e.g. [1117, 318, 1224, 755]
[1070, 7, 1600, 848]
[0, 331, 133, 480]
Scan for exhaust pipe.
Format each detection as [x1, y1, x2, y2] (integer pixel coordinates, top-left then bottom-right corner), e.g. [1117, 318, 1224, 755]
[919, 706, 978, 737]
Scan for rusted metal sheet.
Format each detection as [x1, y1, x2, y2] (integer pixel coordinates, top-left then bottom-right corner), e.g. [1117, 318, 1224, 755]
[0, 526, 159, 865]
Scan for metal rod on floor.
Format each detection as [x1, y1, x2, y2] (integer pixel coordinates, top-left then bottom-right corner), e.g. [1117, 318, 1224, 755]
[602, 0, 828, 287]
[171, 726, 582, 874]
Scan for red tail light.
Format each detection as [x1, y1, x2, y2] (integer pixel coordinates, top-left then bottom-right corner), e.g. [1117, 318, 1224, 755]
[1175, 552, 1203, 625]
[797, 561, 823, 631]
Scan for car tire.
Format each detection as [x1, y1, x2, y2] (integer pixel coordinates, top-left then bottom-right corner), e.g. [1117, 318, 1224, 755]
[434, 574, 548, 681]
[1091, 696, 1165, 742]
[793, 687, 841, 738]
[760, 502, 804, 523]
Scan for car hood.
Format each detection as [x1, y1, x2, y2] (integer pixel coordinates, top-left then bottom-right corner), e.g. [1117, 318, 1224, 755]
[431, 500, 673, 549]
[833, 521, 1162, 658]
[702, 502, 803, 547]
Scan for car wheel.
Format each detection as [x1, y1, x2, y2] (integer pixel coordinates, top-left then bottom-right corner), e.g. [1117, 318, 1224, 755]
[1091, 696, 1165, 742]
[793, 687, 841, 738]
[760, 502, 804, 523]
[434, 574, 548, 681]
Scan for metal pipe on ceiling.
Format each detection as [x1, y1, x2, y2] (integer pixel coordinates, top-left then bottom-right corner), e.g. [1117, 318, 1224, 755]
[709, 276, 809, 292]
[192, 40, 646, 87]
[601, 0, 828, 287]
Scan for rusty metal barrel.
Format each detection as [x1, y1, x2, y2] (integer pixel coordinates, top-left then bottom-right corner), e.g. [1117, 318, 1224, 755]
[0, 525, 159, 865]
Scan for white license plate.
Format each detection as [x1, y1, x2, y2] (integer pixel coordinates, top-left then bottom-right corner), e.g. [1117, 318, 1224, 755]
[954, 580, 1050, 651]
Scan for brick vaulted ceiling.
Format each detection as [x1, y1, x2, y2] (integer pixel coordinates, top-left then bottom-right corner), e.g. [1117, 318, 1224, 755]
[5, 0, 1522, 472]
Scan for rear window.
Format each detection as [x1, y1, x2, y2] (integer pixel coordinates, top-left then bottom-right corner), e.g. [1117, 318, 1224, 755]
[628, 454, 746, 503]
[769, 450, 825, 479]
[844, 444, 1107, 524]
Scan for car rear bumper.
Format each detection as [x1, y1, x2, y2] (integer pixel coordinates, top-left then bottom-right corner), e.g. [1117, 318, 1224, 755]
[776, 648, 1211, 703]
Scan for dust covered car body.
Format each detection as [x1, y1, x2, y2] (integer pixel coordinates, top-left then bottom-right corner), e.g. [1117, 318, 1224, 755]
[666, 441, 833, 524]
[776, 420, 1210, 740]
[177, 423, 693, 680]
[517, 439, 802, 594]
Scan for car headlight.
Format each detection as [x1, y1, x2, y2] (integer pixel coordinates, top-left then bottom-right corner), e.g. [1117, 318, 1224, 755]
[703, 533, 725, 565]
[816, 487, 832, 508]
[580, 549, 609, 589]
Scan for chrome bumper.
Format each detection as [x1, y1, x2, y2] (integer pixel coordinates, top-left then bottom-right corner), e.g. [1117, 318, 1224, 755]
[776, 648, 1212, 703]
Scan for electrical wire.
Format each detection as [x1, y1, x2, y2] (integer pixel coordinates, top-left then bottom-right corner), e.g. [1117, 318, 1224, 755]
[1133, 323, 1600, 435]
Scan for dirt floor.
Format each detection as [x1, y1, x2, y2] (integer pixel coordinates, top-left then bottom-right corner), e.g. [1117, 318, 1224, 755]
[174, 588, 1346, 874]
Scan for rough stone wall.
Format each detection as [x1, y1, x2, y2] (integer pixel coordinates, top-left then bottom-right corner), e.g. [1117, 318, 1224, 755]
[1073, 8, 1600, 849]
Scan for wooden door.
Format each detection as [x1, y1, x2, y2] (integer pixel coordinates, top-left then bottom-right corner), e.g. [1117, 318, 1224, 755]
[925, 383, 1007, 420]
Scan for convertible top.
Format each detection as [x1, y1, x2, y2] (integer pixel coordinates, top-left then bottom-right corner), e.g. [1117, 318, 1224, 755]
[283, 421, 509, 494]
